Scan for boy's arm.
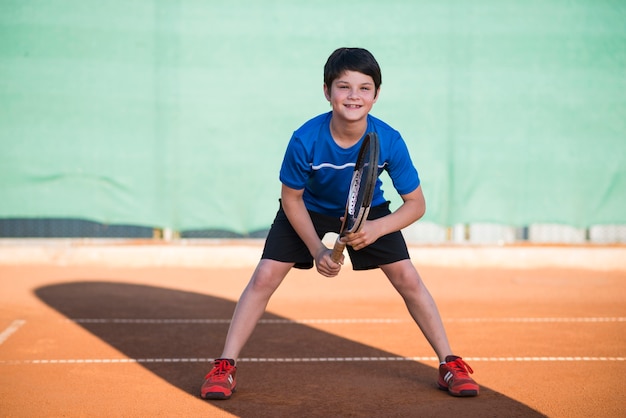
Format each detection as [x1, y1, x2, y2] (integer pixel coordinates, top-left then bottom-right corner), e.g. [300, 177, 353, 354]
[343, 185, 426, 251]
[280, 184, 343, 277]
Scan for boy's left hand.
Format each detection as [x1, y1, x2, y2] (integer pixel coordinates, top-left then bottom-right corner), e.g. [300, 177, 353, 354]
[343, 221, 381, 251]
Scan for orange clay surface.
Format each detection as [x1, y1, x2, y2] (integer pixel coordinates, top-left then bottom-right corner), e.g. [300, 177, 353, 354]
[0, 243, 625, 417]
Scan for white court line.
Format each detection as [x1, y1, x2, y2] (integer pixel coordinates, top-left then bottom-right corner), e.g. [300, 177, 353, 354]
[66, 317, 626, 324]
[67, 318, 404, 324]
[0, 320, 26, 345]
[448, 317, 626, 323]
[3, 317, 620, 365]
[1, 356, 624, 366]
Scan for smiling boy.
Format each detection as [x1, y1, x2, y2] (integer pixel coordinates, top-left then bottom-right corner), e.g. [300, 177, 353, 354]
[200, 47, 479, 400]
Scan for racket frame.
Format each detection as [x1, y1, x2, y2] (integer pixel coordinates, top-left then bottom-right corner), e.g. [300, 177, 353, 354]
[331, 132, 379, 263]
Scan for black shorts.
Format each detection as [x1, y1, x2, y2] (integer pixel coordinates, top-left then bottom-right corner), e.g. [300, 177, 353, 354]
[261, 200, 410, 270]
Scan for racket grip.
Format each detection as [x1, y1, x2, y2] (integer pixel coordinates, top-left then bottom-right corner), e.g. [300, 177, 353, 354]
[331, 236, 346, 264]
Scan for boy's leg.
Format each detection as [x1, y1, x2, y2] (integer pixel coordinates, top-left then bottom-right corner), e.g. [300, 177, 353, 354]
[380, 260, 451, 361]
[201, 259, 293, 400]
[380, 260, 479, 397]
[221, 259, 294, 360]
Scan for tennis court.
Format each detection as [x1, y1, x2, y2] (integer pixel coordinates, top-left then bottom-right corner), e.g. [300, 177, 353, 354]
[2, 2, 625, 417]
[1, 241, 624, 417]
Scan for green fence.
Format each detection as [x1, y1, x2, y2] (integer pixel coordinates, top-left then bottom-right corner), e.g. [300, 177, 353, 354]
[1, 1, 625, 237]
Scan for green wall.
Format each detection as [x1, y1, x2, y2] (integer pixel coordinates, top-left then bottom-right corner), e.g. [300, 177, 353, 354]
[1, 1, 625, 233]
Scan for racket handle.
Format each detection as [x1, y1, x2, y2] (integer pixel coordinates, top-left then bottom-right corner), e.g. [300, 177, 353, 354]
[331, 236, 346, 264]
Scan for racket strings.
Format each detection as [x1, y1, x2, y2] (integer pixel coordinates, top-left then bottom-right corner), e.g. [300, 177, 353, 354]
[348, 171, 362, 216]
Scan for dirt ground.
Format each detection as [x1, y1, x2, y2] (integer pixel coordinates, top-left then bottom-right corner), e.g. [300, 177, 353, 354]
[0, 243, 624, 417]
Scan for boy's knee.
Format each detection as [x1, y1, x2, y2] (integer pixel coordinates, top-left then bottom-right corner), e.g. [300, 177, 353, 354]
[249, 262, 286, 292]
[387, 270, 424, 295]
[249, 273, 275, 292]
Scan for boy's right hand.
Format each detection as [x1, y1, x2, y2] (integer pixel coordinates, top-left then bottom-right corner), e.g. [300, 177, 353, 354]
[314, 247, 343, 277]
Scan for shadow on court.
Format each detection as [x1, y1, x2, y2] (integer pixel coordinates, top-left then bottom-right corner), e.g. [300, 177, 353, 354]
[35, 282, 546, 417]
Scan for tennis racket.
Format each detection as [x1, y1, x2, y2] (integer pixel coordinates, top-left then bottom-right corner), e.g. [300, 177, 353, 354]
[331, 132, 380, 263]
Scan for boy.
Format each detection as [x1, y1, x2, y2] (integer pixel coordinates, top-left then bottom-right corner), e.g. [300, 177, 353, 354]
[200, 47, 479, 400]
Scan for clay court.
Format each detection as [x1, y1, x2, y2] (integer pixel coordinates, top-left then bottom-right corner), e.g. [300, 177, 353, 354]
[0, 242, 625, 417]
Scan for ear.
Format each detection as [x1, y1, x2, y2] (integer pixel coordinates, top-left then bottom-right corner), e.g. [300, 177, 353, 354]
[323, 83, 331, 102]
[373, 86, 381, 101]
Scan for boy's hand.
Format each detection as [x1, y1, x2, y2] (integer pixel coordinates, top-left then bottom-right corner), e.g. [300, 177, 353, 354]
[314, 247, 343, 277]
[343, 220, 382, 251]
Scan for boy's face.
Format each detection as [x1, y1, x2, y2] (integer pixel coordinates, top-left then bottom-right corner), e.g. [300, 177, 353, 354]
[324, 71, 379, 123]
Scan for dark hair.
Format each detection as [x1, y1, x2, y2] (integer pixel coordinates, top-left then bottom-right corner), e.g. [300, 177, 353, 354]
[323, 48, 382, 92]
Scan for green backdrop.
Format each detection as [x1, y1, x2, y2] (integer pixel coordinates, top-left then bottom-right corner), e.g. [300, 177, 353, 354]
[1, 1, 625, 234]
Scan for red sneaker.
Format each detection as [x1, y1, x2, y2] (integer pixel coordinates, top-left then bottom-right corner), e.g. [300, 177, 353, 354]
[438, 355, 479, 397]
[200, 358, 237, 400]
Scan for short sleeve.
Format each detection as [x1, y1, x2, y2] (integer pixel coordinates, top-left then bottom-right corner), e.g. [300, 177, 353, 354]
[279, 135, 311, 190]
[385, 135, 420, 195]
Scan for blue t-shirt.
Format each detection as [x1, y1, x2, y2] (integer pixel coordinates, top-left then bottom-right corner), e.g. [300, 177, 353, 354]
[280, 112, 420, 217]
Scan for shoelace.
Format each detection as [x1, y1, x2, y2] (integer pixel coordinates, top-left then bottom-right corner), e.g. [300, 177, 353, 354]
[449, 358, 474, 376]
[206, 359, 232, 380]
